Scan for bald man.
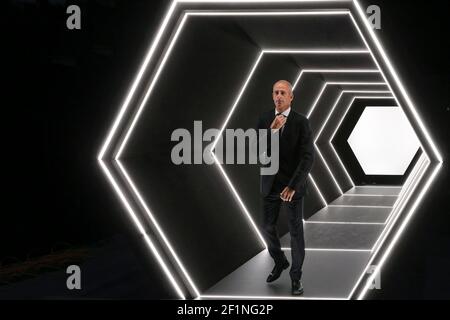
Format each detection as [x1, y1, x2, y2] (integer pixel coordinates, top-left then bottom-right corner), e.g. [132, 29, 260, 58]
[257, 80, 314, 295]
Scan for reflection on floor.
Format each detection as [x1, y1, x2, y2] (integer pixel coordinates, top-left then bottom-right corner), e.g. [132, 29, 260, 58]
[202, 186, 401, 299]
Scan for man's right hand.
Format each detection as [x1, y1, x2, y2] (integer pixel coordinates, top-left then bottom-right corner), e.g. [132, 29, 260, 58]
[270, 115, 287, 130]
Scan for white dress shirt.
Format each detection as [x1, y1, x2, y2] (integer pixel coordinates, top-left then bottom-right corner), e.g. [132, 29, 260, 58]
[275, 107, 291, 118]
[273, 107, 291, 134]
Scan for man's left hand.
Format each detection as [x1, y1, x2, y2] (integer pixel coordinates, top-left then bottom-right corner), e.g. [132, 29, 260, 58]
[280, 187, 296, 202]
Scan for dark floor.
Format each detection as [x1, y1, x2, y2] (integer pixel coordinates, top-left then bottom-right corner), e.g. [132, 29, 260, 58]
[0, 235, 176, 300]
[203, 186, 400, 299]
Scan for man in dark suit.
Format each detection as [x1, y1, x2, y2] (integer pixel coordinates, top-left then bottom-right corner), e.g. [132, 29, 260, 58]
[257, 80, 314, 295]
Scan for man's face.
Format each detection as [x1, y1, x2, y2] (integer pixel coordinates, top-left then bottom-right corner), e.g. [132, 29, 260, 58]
[272, 82, 293, 112]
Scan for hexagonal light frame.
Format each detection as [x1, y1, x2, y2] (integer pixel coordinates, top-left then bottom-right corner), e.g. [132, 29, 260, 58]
[97, 0, 443, 300]
[347, 106, 421, 176]
[328, 100, 422, 185]
[327, 96, 397, 187]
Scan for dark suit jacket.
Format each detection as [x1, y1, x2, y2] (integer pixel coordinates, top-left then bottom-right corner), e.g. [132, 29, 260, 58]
[257, 109, 314, 197]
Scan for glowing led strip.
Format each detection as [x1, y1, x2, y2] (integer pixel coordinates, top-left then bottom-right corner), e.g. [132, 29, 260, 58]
[117, 160, 201, 296]
[306, 248, 371, 252]
[291, 69, 389, 197]
[347, 1, 443, 299]
[97, 1, 178, 161]
[372, 154, 428, 249]
[97, 1, 185, 298]
[315, 91, 391, 164]
[327, 157, 429, 297]
[97, 162, 186, 299]
[389, 155, 427, 212]
[264, 49, 369, 54]
[293, 70, 382, 116]
[326, 82, 385, 85]
[212, 153, 268, 247]
[369, 155, 428, 255]
[297, 71, 381, 117]
[351, 0, 442, 163]
[283, 247, 372, 252]
[358, 167, 441, 300]
[107, 13, 200, 298]
[200, 295, 346, 300]
[328, 205, 393, 209]
[311, 89, 392, 194]
[305, 221, 384, 225]
[179, 0, 352, 3]
[356, 185, 402, 188]
[391, 154, 431, 225]
[309, 173, 327, 206]
[188, 11, 349, 16]
[289, 71, 377, 203]
[343, 194, 398, 197]
[291, 69, 391, 196]
[349, 155, 430, 299]
[283, 246, 374, 252]
[313, 89, 391, 132]
[116, 13, 189, 159]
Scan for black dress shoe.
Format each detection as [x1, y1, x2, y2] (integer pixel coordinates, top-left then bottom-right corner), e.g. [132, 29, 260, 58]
[291, 280, 304, 295]
[266, 260, 289, 283]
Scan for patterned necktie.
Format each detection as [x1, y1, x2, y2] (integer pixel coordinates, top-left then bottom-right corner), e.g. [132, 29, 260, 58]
[276, 113, 287, 135]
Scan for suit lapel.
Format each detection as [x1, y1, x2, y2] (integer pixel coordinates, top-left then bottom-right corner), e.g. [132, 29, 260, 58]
[281, 112, 293, 138]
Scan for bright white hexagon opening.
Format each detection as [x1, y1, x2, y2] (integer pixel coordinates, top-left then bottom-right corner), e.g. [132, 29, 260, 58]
[347, 107, 420, 176]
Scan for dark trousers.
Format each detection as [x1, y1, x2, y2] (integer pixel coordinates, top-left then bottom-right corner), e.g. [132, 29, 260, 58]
[261, 182, 306, 281]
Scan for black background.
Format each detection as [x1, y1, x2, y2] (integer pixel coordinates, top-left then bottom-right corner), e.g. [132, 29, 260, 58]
[5, 0, 450, 299]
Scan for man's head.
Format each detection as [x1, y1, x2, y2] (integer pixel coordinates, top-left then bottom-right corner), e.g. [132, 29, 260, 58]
[272, 80, 294, 113]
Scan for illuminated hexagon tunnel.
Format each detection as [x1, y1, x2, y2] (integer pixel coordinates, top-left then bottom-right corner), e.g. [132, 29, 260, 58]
[97, 0, 443, 300]
[332, 99, 422, 185]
